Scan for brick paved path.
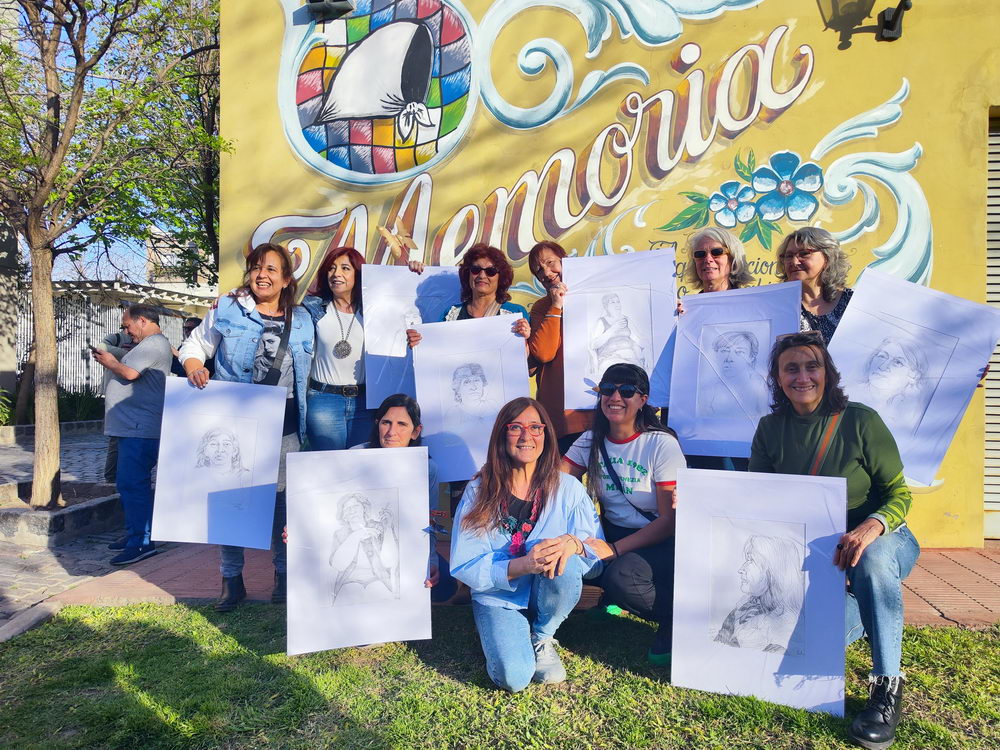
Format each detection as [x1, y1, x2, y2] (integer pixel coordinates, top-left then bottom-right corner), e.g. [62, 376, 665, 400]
[0, 433, 110, 484]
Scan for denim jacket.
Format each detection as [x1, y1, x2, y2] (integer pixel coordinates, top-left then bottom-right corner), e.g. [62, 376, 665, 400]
[450, 472, 604, 610]
[300, 294, 330, 324]
[179, 293, 315, 441]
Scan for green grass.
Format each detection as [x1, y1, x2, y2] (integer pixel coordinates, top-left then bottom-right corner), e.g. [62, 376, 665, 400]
[0, 604, 996, 749]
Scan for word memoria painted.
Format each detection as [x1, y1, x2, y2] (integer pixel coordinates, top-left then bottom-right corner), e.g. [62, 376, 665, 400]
[255, 26, 814, 277]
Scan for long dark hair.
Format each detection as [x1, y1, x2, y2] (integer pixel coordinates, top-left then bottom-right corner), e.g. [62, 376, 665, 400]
[236, 243, 298, 314]
[766, 332, 849, 413]
[366, 394, 423, 448]
[586, 363, 673, 499]
[461, 397, 560, 533]
[314, 246, 364, 310]
[458, 243, 513, 303]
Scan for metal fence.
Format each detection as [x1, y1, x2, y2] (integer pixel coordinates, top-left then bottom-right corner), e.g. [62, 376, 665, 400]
[16, 292, 184, 394]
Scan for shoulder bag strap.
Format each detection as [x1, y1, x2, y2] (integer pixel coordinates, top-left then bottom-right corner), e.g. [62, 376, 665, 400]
[808, 411, 842, 476]
[260, 308, 293, 387]
[599, 438, 658, 522]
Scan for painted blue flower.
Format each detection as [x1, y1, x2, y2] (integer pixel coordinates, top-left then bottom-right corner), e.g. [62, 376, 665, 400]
[709, 181, 757, 228]
[752, 151, 823, 222]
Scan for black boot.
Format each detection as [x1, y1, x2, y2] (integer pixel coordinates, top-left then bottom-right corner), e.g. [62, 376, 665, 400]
[214, 574, 246, 612]
[271, 571, 287, 604]
[848, 675, 904, 750]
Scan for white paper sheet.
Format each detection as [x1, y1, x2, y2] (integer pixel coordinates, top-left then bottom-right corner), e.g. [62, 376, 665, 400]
[673, 468, 847, 715]
[829, 269, 1000, 484]
[286, 447, 432, 654]
[562, 249, 677, 408]
[412, 315, 530, 482]
[151, 379, 286, 549]
[669, 283, 801, 457]
[361, 264, 461, 408]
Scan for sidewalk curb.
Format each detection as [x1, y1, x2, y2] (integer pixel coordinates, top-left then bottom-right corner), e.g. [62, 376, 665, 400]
[0, 601, 64, 643]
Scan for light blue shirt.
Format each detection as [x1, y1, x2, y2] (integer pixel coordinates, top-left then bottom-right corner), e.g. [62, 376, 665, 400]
[450, 472, 604, 609]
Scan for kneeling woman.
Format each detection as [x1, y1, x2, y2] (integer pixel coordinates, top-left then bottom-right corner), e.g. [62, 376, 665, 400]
[562, 363, 687, 665]
[750, 332, 919, 750]
[450, 397, 602, 692]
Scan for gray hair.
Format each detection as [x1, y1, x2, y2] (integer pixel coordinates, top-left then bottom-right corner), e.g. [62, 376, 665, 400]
[775, 227, 850, 303]
[685, 227, 755, 291]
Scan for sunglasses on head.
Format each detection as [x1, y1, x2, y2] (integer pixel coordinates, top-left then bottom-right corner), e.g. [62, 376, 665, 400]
[598, 382, 643, 399]
[693, 247, 727, 259]
[469, 265, 499, 277]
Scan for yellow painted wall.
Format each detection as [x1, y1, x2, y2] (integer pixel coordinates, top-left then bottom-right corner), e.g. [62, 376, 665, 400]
[220, 0, 1000, 546]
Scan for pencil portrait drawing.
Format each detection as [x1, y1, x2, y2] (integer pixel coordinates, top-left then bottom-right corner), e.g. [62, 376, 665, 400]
[328, 491, 400, 606]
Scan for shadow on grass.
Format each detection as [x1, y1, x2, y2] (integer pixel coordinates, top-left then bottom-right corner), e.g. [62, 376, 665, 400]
[0, 604, 389, 750]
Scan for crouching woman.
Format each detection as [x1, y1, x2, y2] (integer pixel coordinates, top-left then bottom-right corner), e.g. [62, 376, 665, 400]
[450, 397, 602, 692]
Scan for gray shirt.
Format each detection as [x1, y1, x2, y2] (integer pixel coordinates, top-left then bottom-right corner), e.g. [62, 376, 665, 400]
[104, 333, 173, 439]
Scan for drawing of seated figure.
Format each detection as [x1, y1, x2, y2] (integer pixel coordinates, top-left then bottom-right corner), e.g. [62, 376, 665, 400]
[194, 427, 252, 491]
[714, 535, 805, 655]
[444, 362, 497, 433]
[590, 293, 647, 375]
[861, 336, 928, 435]
[328, 493, 399, 605]
[701, 330, 769, 418]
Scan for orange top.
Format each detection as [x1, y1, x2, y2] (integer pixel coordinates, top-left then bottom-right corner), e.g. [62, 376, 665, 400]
[528, 295, 593, 439]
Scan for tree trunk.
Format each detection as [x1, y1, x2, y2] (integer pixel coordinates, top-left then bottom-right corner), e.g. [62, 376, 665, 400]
[28, 245, 60, 509]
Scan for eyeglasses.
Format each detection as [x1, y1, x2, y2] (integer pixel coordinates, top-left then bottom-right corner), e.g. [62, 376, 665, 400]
[506, 423, 545, 436]
[598, 382, 643, 399]
[693, 247, 727, 259]
[469, 265, 499, 277]
[780, 248, 820, 262]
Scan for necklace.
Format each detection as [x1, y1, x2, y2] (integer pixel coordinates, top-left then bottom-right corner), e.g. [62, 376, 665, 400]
[332, 302, 356, 359]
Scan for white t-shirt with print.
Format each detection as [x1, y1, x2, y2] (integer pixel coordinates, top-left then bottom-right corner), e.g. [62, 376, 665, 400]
[564, 430, 686, 529]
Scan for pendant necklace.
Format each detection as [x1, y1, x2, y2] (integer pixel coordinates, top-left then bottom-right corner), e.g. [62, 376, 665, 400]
[332, 303, 355, 359]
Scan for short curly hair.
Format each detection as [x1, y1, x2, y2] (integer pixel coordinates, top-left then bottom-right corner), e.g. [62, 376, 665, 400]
[775, 227, 850, 303]
[685, 227, 755, 291]
[458, 243, 513, 303]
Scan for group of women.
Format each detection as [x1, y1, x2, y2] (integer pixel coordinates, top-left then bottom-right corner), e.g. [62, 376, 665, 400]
[178, 225, 918, 750]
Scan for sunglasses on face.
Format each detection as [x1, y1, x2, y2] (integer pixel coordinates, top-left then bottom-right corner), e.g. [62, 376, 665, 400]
[693, 247, 726, 259]
[780, 248, 820, 262]
[598, 382, 643, 399]
[470, 265, 499, 277]
[506, 423, 545, 437]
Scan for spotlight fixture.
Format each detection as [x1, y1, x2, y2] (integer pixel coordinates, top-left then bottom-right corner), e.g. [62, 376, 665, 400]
[306, 0, 354, 23]
[876, 0, 912, 41]
[816, 0, 914, 49]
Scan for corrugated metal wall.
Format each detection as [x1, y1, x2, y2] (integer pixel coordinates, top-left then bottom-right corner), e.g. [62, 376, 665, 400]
[985, 118, 1000, 538]
[16, 292, 183, 394]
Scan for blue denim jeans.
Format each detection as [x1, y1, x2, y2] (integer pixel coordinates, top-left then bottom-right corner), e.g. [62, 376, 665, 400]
[845, 525, 920, 676]
[305, 389, 373, 450]
[116, 437, 160, 549]
[219, 433, 298, 578]
[471, 555, 586, 692]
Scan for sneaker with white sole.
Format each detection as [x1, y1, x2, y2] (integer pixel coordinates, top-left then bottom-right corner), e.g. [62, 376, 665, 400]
[110, 545, 157, 566]
[531, 637, 567, 684]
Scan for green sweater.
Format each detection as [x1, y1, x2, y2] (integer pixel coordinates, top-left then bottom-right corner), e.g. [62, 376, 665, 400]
[748, 402, 912, 533]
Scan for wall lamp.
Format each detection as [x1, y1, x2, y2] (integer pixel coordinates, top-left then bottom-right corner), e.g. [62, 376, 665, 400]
[816, 0, 913, 49]
[306, 0, 355, 23]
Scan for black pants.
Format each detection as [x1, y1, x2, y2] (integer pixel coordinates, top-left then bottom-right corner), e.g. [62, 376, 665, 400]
[598, 521, 675, 638]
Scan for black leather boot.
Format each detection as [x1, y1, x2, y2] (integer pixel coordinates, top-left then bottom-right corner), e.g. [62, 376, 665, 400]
[271, 571, 287, 604]
[214, 574, 246, 612]
[848, 675, 904, 750]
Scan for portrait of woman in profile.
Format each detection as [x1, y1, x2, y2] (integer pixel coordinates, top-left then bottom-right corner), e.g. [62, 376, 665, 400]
[714, 534, 805, 655]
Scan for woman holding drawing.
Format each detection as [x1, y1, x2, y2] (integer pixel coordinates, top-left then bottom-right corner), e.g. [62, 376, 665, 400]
[300, 246, 376, 451]
[450, 397, 602, 692]
[181, 242, 314, 611]
[562, 363, 687, 667]
[680, 228, 756, 472]
[749, 332, 920, 750]
[350, 393, 452, 598]
[776, 227, 853, 343]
